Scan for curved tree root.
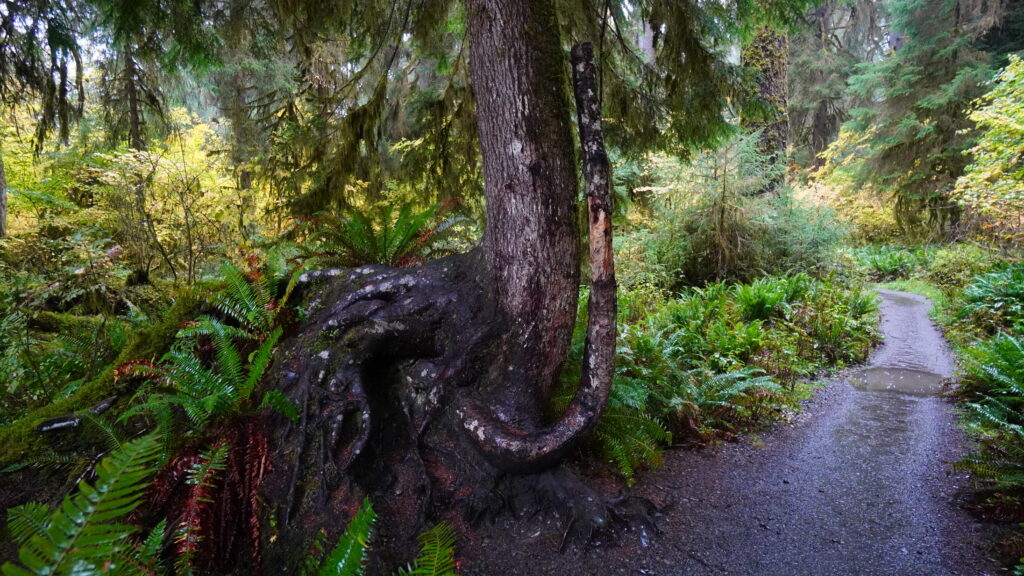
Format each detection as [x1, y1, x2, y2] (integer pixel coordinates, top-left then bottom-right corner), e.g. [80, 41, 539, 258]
[259, 251, 637, 570]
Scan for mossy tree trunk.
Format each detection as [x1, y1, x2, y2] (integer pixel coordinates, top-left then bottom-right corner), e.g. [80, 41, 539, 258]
[741, 26, 789, 195]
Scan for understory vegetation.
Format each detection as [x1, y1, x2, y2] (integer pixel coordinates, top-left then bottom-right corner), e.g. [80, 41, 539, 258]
[558, 275, 877, 481]
[2, 0, 1024, 572]
[0, 121, 882, 570]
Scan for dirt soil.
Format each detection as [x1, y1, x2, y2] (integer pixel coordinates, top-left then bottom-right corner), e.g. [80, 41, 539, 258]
[460, 289, 1000, 575]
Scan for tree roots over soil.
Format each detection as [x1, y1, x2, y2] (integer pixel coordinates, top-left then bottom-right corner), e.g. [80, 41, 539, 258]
[256, 250, 631, 572]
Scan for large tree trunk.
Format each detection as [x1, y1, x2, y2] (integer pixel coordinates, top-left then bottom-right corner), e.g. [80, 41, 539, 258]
[741, 26, 789, 195]
[254, 2, 617, 571]
[469, 0, 580, 401]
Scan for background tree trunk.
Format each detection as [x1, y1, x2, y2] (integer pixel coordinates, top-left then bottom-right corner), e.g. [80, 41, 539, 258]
[0, 150, 7, 238]
[742, 26, 789, 195]
[124, 44, 145, 151]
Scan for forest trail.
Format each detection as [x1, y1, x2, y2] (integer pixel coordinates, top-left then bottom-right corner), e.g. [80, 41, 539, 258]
[463, 290, 998, 575]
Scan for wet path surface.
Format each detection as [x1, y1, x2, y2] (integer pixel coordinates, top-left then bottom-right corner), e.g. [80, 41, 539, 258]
[464, 290, 998, 575]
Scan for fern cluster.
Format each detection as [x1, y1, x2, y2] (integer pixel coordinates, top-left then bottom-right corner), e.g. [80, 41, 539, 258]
[120, 261, 294, 450]
[557, 273, 879, 482]
[958, 333, 1024, 489]
[296, 201, 470, 268]
[962, 263, 1024, 333]
[2, 435, 163, 575]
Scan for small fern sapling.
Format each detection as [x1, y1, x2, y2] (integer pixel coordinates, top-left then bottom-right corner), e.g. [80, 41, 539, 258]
[304, 499, 460, 576]
[312, 498, 377, 576]
[299, 201, 470, 268]
[121, 322, 285, 442]
[399, 523, 460, 576]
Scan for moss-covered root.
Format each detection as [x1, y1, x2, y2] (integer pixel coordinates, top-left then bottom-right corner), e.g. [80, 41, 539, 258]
[0, 291, 201, 466]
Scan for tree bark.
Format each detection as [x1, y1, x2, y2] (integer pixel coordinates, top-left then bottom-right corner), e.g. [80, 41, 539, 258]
[741, 26, 789, 195]
[124, 43, 145, 151]
[256, 5, 619, 568]
[467, 0, 580, 402]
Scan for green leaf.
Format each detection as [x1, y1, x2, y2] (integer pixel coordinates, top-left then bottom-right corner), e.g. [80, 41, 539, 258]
[399, 523, 459, 576]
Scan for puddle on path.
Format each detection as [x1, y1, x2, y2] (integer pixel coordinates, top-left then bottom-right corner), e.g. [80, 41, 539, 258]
[849, 366, 946, 396]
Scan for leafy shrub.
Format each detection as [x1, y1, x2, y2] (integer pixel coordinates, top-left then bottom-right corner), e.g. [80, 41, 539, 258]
[798, 183, 901, 244]
[953, 55, 1024, 245]
[557, 274, 879, 481]
[0, 308, 133, 424]
[961, 332, 1024, 402]
[852, 245, 932, 281]
[2, 435, 163, 575]
[924, 244, 998, 291]
[120, 262, 293, 446]
[734, 277, 789, 321]
[959, 334, 1024, 489]
[615, 135, 844, 290]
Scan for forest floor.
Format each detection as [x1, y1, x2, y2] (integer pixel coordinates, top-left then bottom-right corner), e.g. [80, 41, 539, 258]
[460, 289, 1001, 575]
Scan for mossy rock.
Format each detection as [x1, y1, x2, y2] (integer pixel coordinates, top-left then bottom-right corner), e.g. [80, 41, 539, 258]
[0, 290, 202, 466]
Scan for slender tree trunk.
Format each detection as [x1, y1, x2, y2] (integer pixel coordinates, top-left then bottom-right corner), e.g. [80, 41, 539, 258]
[124, 44, 145, 151]
[741, 26, 789, 195]
[0, 149, 7, 238]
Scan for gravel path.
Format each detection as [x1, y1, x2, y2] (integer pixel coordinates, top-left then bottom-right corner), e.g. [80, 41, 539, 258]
[462, 289, 999, 575]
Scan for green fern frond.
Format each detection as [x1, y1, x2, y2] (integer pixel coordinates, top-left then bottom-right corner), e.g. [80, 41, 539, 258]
[596, 403, 672, 483]
[176, 317, 251, 344]
[6, 503, 51, 545]
[399, 523, 458, 576]
[2, 435, 161, 576]
[133, 519, 167, 573]
[1, 451, 79, 474]
[216, 262, 272, 334]
[76, 411, 124, 453]
[261, 389, 299, 422]
[175, 442, 229, 573]
[240, 327, 283, 405]
[318, 498, 377, 576]
[187, 443, 230, 489]
[206, 320, 246, 392]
